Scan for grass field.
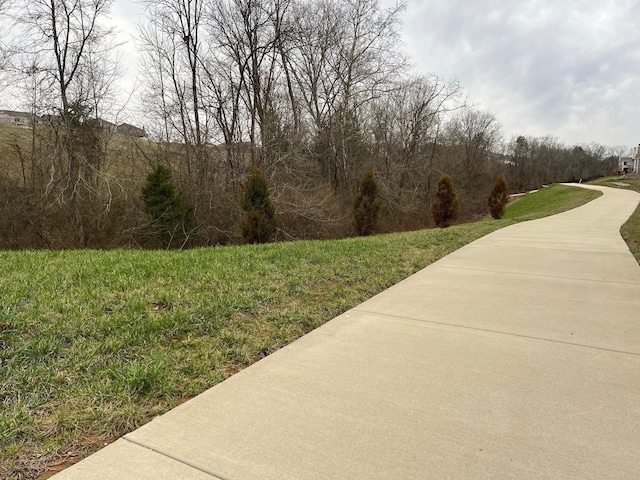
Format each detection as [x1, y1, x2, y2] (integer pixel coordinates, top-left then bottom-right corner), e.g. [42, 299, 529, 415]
[0, 184, 604, 479]
[502, 184, 603, 221]
[588, 175, 640, 193]
[588, 176, 640, 263]
[0, 123, 151, 188]
[622, 205, 640, 262]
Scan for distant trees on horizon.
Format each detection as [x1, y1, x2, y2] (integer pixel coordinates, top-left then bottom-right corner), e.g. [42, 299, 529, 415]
[0, 0, 619, 249]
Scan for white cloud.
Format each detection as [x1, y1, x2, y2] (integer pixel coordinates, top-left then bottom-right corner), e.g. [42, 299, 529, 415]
[63, 0, 640, 148]
[397, 0, 640, 147]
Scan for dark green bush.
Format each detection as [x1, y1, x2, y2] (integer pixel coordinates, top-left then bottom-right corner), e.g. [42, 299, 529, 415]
[141, 165, 195, 248]
[240, 166, 276, 244]
[353, 168, 382, 236]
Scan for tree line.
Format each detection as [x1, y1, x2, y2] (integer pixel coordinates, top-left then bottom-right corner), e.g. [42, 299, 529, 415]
[0, 0, 618, 249]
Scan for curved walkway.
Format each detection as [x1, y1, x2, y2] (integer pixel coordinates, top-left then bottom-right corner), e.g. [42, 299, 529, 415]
[54, 185, 640, 479]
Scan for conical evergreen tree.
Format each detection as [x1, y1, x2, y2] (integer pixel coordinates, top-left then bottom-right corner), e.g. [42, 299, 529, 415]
[353, 168, 382, 236]
[488, 175, 509, 219]
[141, 165, 194, 248]
[240, 166, 276, 244]
[431, 174, 458, 228]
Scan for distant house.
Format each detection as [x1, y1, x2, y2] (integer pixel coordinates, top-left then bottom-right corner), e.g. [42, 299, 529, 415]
[0, 111, 153, 140]
[98, 118, 117, 131]
[619, 145, 640, 174]
[116, 123, 147, 138]
[0, 110, 37, 127]
[0, 110, 63, 127]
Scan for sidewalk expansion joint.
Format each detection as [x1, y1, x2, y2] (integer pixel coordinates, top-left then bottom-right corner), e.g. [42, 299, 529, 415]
[469, 243, 630, 255]
[431, 264, 640, 286]
[354, 309, 640, 358]
[122, 437, 230, 480]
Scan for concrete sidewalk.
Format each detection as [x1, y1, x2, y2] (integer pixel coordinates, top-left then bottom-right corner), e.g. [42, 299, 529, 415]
[53, 185, 640, 479]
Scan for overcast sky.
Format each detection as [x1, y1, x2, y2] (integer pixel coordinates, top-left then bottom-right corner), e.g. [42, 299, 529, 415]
[393, 0, 640, 149]
[53, 0, 640, 150]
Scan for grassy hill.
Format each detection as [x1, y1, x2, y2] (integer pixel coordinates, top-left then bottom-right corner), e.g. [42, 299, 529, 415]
[588, 176, 640, 262]
[0, 123, 150, 180]
[0, 184, 605, 479]
[0, 122, 342, 248]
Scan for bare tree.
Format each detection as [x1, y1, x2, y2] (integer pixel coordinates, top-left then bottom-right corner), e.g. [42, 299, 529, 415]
[369, 75, 462, 203]
[11, 0, 120, 246]
[138, 0, 212, 178]
[206, 0, 285, 166]
[0, 0, 12, 84]
[609, 144, 630, 160]
[537, 136, 564, 185]
[445, 108, 502, 187]
[287, 0, 406, 191]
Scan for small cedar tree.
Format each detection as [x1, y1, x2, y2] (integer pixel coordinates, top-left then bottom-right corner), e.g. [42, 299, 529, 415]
[431, 174, 458, 228]
[353, 168, 382, 236]
[141, 164, 195, 248]
[240, 166, 276, 244]
[488, 175, 509, 219]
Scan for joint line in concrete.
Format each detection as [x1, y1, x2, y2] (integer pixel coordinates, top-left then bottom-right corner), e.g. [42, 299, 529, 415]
[354, 309, 640, 357]
[433, 265, 640, 287]
[122, 437, 231, 480]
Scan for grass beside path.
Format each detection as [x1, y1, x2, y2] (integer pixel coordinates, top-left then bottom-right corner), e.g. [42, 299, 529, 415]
[588, 176, 640, 263]
[0, 184, 600, 479]
[621, 205, 640, 262]
[503, 184, 602, 221]
[588, 176, 640, 193]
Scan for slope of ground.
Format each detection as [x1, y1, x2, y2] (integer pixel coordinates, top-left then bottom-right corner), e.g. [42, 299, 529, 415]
[1, 185, 602, 478]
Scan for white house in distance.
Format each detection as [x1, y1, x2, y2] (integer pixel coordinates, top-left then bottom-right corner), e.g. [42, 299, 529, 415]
[0, 109, 146, 138]
[619, 145, 640, 174]
[0, 110, 39, 126]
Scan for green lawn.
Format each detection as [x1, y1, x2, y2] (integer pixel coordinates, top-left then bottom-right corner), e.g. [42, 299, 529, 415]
[621, 204, 640, 262]
[588, 176, 640, 193]
[503, 184, 603, 221]
[0, 184, 602, 478]
[588, 176, 640, 263]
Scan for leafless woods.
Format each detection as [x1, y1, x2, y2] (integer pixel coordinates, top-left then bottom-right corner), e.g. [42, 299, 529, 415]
[0, 0, 618, 248]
